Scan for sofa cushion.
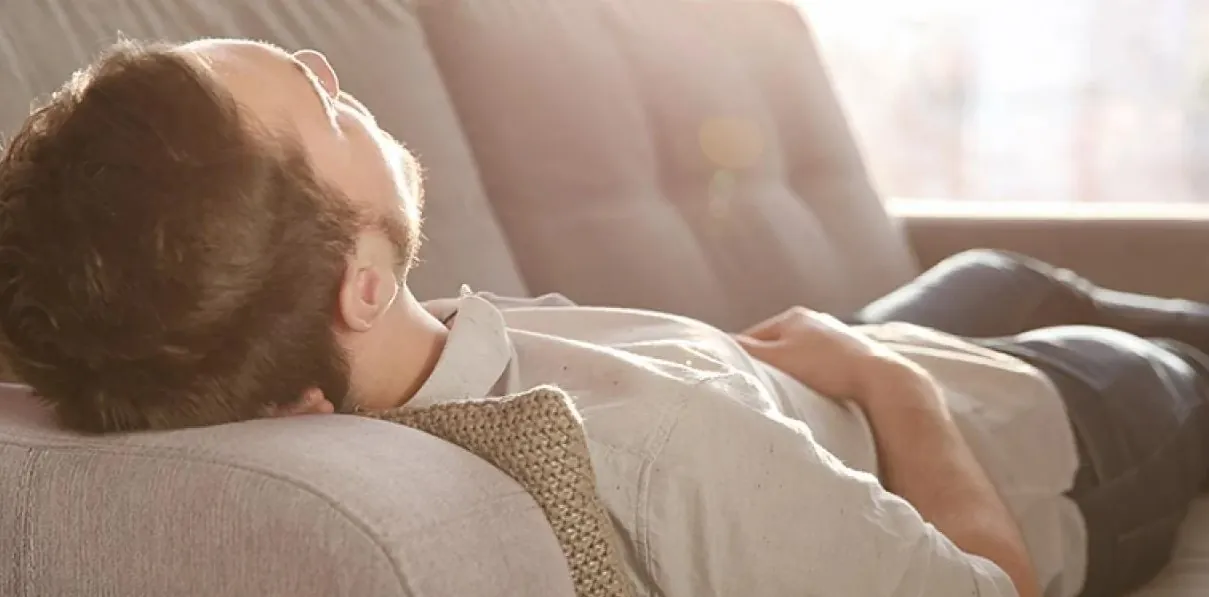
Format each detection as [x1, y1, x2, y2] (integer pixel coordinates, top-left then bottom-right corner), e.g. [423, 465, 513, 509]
[0, 0, 527, 300]
[0, 385, 576, 596]
[420, 0, 919, 330]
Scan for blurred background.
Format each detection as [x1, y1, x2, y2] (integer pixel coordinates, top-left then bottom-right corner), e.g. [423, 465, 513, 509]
[801, 0, 1209, 204]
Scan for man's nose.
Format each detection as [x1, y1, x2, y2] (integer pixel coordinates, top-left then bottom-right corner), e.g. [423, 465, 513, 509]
[293, 49, 340, 98]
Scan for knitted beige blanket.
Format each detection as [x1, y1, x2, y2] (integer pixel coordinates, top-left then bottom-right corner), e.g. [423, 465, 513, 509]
[358, 386, 636, 597]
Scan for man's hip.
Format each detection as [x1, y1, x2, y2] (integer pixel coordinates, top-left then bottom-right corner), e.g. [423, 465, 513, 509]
[983, 328, 1209, 597]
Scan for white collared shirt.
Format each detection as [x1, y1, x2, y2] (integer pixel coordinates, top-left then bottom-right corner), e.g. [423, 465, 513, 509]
[412, 291, 1086, 597]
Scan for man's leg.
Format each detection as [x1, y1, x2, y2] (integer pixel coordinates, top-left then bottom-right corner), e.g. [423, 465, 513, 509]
[856, 249, 1209, 353]
[983, 327, 1209, 597]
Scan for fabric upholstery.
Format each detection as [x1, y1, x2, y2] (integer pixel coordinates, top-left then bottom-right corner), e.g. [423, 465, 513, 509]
[0, 385, 576, 596]
[420, 0, 917, 329]
[0, 441, 31, 597]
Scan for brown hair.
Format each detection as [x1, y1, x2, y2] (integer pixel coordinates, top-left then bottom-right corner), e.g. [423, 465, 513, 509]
[0, 40, 360, 432]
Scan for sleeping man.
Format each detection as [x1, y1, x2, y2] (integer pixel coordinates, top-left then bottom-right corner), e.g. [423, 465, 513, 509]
[3, 38, 1209, 597]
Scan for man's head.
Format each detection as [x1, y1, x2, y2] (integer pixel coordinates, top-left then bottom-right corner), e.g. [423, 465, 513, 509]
[0, 39, 425, 432]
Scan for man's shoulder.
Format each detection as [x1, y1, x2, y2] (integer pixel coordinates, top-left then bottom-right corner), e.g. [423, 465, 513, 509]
[503, 320, 710, 455]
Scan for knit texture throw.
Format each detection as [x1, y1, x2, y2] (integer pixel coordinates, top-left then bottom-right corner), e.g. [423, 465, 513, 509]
[358, 386, 636, 597]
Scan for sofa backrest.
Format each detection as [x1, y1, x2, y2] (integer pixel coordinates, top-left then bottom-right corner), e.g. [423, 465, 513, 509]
[0, 0, 918, 330]
[419, 0, 917, 329]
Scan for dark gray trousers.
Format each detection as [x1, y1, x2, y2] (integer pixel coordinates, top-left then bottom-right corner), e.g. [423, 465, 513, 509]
[854, 249, 1209, 597]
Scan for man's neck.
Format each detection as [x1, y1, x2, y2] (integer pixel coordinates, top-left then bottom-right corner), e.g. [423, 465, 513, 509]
[354, 288, 449, 410]
[392, 292, 449, 405]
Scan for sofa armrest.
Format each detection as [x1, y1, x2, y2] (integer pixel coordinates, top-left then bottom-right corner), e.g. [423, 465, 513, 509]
[0, 387, 575, 597]
[890, 200, 1209, 302]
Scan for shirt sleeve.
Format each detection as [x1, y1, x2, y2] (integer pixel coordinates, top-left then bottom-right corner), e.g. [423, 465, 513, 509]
[641, 372, 1020, 597]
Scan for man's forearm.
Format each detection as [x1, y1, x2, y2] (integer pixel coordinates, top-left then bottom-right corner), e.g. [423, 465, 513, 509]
[859, 359, 1040, 597]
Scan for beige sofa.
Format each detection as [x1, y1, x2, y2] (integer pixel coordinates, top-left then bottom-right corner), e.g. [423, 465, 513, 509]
[0, 0, 1206, 595]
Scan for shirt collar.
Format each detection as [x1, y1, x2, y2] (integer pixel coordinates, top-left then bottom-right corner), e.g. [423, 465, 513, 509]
[408, 292, 513, 408]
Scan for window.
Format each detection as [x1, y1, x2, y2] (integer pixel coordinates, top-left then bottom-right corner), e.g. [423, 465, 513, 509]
[802, 0, 1209, 204]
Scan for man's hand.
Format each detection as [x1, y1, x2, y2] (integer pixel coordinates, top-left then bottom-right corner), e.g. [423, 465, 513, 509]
[738, 307, 1040, 597]
[733, 307, 914, 403]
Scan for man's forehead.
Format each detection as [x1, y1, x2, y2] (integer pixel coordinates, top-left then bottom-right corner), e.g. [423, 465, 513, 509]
[172, 38, 305, 132]
[175, 38, 289, 74]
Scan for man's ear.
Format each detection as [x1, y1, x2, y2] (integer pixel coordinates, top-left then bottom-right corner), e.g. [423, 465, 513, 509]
[338, 237, 400, 332]
[267, 388, 334, 417]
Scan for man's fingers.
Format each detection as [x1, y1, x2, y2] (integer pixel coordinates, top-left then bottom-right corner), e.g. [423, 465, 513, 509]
[732, 334, 779, 357]
[741, 307, 804, 340]
[732, 333, 759, 345]
[738, 317, 778, 340]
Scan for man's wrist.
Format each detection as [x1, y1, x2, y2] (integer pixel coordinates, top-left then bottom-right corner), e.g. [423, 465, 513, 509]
[852, 355, 942, 412]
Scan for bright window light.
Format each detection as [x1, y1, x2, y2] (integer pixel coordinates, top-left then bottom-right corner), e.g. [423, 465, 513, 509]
[800, 0, 1209, 204]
